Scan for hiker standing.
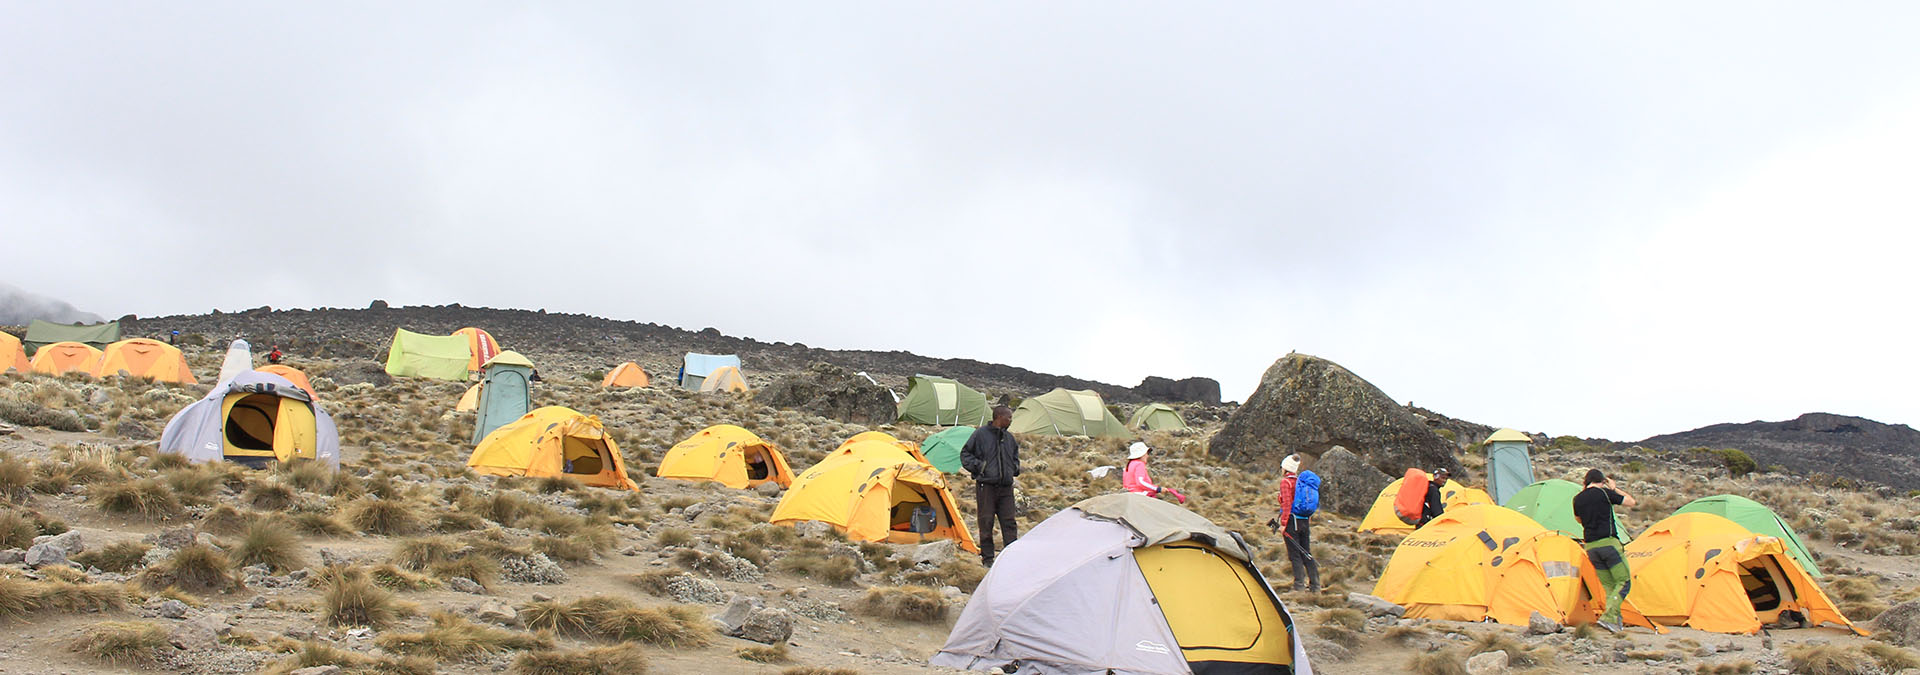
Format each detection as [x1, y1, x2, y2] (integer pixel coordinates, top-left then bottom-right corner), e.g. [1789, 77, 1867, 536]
[961, 405, 1021, 567]
[267, 345, 284, 364]
[1574, 469, 1637, 631]
[1281, 454, 1321, 592]
[1418, 468, 1452, 527]
[1122, 442, 1185, 504]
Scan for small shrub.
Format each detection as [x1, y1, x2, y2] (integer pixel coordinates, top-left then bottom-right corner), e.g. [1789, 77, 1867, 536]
[1864, 642, 1920, 672]
[1787, 644, 1878, 675]
[591, 603, 713, 647]
[434, 510, 487, 532]
[37, 580, 127, 613]
[655, 528, 693, 547]
[429, 556, 502, 592]
[234, 519, 304, 572]
[70, 621, 168, 664]
[291, 511, 350, 536]
[347, 498, 422, 536]
[1317, 608, 1365, 631]
[1408, 650, 1468, 675]
[777, 554, 859, 585]
[375, 612, 550, 660]
[392, 537, 459, 571]
[779, 669, 859, 675]
[140, 544, 238, 594]
[94, 478, 181, 519]
[73, 541, 150, 573]
[244, 481, 298, 510]
[852, 585, 947, 623]
[737, 642, 790, 663]
[0, 510, 38, 548]
[510, 643, 649, 674]
[163, 467, 222, 501]
[199, 504, 253, 535]
[324, 570, 398, 627]
[1314, 624, 1360, 649]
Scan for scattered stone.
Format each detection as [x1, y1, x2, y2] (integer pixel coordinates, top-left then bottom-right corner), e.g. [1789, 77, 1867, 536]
[714, 595, 760, 634]
[912, 540, 956, 566]
[665, 575, 727, 605]
[195, 532, 221, 550]
[734, 607, 795, 645]
[249, 595, 269, 608]
[474, 600, 519, 627]
[23, 545, 65, 569]
[683, 502, 709, 520]
[1303, 635, 1353, 663]
[1527, 611, 1561, 635]
[31, 530, 85, 557]
[158, 599, 190, 618]
[145, 527, 196, 550]
[448, 577, 485, 594]
[757, 363, 898, 425]
[167, 613, 230, 650]
[1876, 599, 1920, 646]
[0, 549, 20, 565]
[1345, 593, 1405, 618]
[1466, 649, 1509, 674]
[531, 592, 553, 602]
[500, 552, 566, 584]
[754, 482, 782, 497]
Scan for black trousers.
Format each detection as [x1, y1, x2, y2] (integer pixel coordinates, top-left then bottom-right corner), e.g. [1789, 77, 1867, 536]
[976, 482, 1018, 562]
[1285, 515, 1319, 590]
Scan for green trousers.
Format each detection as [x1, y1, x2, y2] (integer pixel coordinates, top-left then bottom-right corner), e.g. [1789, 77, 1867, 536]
[1585, 537, 1630, 624]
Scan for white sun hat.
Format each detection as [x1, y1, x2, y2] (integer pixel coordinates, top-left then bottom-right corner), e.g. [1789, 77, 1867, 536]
[1281, 454, 1300, 474]
[1127, 442, 1150, 460]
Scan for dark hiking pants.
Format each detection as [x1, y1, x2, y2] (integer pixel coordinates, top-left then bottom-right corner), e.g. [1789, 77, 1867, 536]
[1285, 515, 1319, 591]
[976, 482, 1018, 564]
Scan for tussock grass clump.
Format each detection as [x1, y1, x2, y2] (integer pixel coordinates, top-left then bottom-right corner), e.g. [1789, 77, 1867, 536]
[37, 579, 128, 613]
[199, 504, 253, 535]
[0, 455, 32, 502]
[140, 544, 238, 594]
[0, 510, 38, 548]
[1787, 644, 1879, 675]
[73, 541, 150, 573]
[510, 643, 649, 674]
[375, 612, 551, 660]
[476, 492, 540, 525]
[519, 596, 713, 647]
[736, 642, 791, 663]
[902, 556, 987, 593]
[392, 537, 460, 570]
[163, 466, 222, 501]
[1696, 662, 1756, 675]
[70, 621, 168, 664]
[1469, 631, 1548, 667]
[655, 528, 693, 547]
[291, 511, 350, 536]
[538, 476, 584, 494]
[1317, 607, 1365, 631]
[435, 510, 487, 532]
[1382, 624, 1429, 646]
[1408, 650, 1468, 675]
[430, 556, 502, 592]
[624, 569, 686, 597]
[94, 478, 181, 519]
[779, 668, 859, 675]
[1863, 642, 1920, 672]
[368, 563, 439, 591]
[1313, 624, 1361, 649]
[280, 461, 334, 493]
[233, 519, 304, 572]
[777, 553, 859, 585]
[323, 569, 399, 627]
[0, 576, 38, 619]
[244, 481, 298, 510]
[852, 585, 948, 623]
[347, 497, 422, 536]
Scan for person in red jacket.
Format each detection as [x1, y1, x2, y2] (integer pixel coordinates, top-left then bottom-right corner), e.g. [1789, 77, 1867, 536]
[267, 346, 284, 364]
[1122, 442, 1184, 504]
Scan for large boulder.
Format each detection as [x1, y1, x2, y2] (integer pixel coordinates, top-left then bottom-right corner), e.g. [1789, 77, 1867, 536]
[1135, 376, 1222, 406]
[756, 363, 896, 425]
[1209, 353, 1463, 480]
[1874, 599, 1920, 646]
[1313, 447, 1393, 518]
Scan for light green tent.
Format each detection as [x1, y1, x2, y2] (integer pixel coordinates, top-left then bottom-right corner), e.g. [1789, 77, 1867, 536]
[1484, 428, 1535, 506]
[472, 351, 535, 444]
[384, 329, 472, 381]
[1675, 494, 1822, 577]
[897, 375, 990, 426]
[920, 426, 973, 474]
[1128, 403, 1189, 431]
[23, 319, 120, 357]
[1506, 479, 1631, 543]
[1011, 389, 1133, 439]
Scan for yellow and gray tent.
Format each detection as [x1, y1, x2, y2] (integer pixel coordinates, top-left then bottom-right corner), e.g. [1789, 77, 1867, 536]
[933, 493, 1311, 674]
[159, 371, 340, 469]
[1129, 403, 1189, 431]
[1010, 388, 1133, 439]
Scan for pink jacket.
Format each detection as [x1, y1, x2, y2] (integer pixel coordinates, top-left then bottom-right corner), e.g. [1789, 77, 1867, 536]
[1123, 459, 1160, 496]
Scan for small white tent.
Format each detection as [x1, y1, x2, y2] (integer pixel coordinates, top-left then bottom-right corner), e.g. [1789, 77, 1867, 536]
[215, 339, 253, 386]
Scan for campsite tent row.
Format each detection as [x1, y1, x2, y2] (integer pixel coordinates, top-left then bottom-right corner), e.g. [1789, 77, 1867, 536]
[3, 332, 197, 385]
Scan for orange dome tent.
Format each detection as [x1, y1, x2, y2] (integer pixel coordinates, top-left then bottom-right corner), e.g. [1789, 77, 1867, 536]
[601, 362, 649, 388]
[453, 327, 501, 373]
[0, 331, 27, 373]
[30, 342, 102, 377]
[256, 365, 318, 401]
[1622, 512, 1861, 635]
[467, 406, 638, 491]
[96, 338, 196, 384]
[771, 436, 976, 552]
[658, 425, 795, 489]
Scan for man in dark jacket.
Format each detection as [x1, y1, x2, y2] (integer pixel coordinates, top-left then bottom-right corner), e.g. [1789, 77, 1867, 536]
[1418, 468, 1451, 527]
[961, 405, 1020, 567]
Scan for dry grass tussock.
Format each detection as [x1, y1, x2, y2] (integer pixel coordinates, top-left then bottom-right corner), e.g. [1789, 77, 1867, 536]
[1696, 661, 1757, 674]
[518, 595, 713, 647]
[346, 497, 422, 536]
[509, 643, 650, 675]
[72, 540, 149, 573]
[233, 518, 305, 572]
[1469, 631, 1551, 668]
[374, 612, 553, 660]
[93, 478, 181, 519]
[1406, 649, 1468, 675]
[1785, 642, 1920, 675]
[736, 642, 791, 663]
[0, 575, 128, 618]
[323, 568, 400, 627]
[258, 640, 436, 675]
[69, 621, 168, 665]
[0, 509, 40, 549]
[139, 543, 239, 595]
[852, 585, 948, 623]
[779, 668, 860, 675]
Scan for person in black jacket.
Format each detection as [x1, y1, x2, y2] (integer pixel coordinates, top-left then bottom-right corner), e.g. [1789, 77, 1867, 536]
[961, 406, 1021, 567]
[1418, 468, 1451, 527]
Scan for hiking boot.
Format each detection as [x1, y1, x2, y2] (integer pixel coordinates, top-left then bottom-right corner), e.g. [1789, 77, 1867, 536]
[1597, 620, 1623, 633]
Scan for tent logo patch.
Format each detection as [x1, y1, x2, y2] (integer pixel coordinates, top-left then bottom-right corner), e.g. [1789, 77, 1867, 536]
[1134, 640, 1170, 655]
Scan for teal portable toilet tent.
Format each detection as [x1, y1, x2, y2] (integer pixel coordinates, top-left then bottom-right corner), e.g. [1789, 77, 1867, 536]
[472, 351, 536, 444]
[678, 353, 741, 391]
[1484, 428, 1535, 506]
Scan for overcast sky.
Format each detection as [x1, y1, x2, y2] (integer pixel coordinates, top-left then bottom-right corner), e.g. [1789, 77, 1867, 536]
[4, 3, 1917, 440]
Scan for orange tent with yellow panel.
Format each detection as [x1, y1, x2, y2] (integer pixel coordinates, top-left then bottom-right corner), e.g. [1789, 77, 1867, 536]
[1622, 512, 1861, 635]
[453, 327, 501, 373]
[1358, 474, 1494, 535]
[601, 362, 649, 388]
[1372, 504, 1605, 626]
[0, 331, 27, 373]
[255, 365, 318, 401]
[96, 338, 196, 384]
[30, 342, 102, 377]
[658, 425, 795, 489]
[771, 436, 977, 553]
[467, 406, 638, 491]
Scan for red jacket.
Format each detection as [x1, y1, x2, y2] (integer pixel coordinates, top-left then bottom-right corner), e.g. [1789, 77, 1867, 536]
[1275, 473, 1299, 530]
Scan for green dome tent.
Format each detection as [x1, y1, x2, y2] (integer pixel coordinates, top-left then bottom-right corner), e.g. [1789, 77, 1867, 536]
[1128, 403, 1189, 431]
[896, 375, 990, 426]
[1506, 479, 1632, 543]
[1010, 389, 1132, 439]
[1675, 494, 1823, 577]
[920, 426, 972, 474]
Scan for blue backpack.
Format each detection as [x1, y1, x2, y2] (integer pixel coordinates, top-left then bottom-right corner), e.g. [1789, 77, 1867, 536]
[1292, 471, 1321, 518]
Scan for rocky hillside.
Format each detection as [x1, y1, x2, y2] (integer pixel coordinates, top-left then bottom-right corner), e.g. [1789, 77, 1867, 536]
[1641, 412, 1920, 490]
[101, 304, 1219, 405]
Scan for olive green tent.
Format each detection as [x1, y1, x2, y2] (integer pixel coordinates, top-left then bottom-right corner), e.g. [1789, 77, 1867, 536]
[1675, 494, 1822, 577]
[384, 329, 472, 381]
[1011, 388, 1133, 439]
[1128, 403, 1189, 431]
[1506, 479, 1631, 543]
[896, 375, 990, 426]
[920, 426, 973, 474]
[23, 319, 119, 357]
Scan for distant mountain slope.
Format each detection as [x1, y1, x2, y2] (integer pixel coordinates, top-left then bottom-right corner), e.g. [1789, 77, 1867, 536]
[1640, 412, 1920, 489]
[124, 303, 1219, 404]
[0, 283, 104, 326]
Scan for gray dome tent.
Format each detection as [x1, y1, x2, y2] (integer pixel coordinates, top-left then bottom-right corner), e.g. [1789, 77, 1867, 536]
[159, 371, 340, 470]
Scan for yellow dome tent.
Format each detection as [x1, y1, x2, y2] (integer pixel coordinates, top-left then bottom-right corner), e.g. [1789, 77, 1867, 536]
[30, 341, 102, 377]
[96, 338, 196, 384]
[698, 365, 748, 393]
[1622, 512, 1861, 635]
[468, 407, 638, 491]
[455, 383, 482, 412]
[835, 431, 935, 465]
[1371, 504, 1604, 626]
[602, 362, 650, 388]
[771, 436, 977, 553]
[658, 425, 795, 489]
[1358, 474, 1494, 535]
[1, 331, 31, 374]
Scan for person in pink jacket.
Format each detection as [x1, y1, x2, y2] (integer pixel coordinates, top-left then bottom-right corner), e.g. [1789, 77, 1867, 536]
[1123, 442, 1185, 504]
